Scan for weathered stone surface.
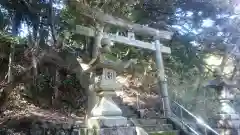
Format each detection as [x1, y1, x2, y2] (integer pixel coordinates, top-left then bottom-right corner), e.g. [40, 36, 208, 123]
[88, 127, 136, 135]
[0, 126, 86, 135]
[213, 128, 239, 135]
[141, 124, 173, 132]
[131, 118, 167, 125]
[91, 96, 123, 117]
[88, 116, 128, 129]
[148, 130, 179, 135]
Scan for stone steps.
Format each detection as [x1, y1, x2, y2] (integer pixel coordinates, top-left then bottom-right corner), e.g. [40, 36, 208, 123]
[148, 130, 180, 135]
[213, 128, 240, 135]
[141, 124, 173, 131]
[131, 118, 167, 125]
[115, 96, 179, 135]
[131, 118, 179, 134]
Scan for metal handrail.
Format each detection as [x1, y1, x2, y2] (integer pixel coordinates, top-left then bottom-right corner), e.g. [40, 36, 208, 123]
[171, 112, 200, 135]
[171, 101, 220, 135]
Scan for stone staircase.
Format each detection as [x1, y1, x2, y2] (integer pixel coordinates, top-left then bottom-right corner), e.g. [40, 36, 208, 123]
[132, 118, 179, 135]
[0, 95, 198, 135]
[114, 96, 180, 135]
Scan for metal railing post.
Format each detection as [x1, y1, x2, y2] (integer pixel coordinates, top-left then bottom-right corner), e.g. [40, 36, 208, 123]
[180, 107, 183, 128]
[137, 92, 139, 110]
[204, 127, 207, 135]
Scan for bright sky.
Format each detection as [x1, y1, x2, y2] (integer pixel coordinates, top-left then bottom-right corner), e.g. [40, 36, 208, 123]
[19, 2, 64, 37]
[202, 19, 214, 27]
[19, 23, 28, 37]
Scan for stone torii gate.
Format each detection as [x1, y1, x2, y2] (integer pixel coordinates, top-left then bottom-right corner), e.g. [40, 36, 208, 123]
[75, 8, 173, 134]
[76, 24, 173, 117]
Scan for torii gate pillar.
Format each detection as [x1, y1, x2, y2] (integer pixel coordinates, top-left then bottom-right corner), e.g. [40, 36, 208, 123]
[154, 39, 171, 117]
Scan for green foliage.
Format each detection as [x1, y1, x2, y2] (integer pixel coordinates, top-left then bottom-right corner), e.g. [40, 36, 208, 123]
[59, 7, 76, 31]
[36, 74, 51, 92]
[67, 0, 138, 20]
[62, 78, 73, 86]
[0, 32, 17, 44]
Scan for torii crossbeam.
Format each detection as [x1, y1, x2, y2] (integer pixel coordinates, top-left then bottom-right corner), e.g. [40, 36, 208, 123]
[76, 25, 171, 54]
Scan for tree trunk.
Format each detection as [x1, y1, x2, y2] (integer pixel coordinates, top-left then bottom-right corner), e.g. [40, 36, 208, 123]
[52, 69, 60, 107]
[49, 0, 57, 44]
[49, 0, 61, 107]
[7, 46, 14, 83]
[7, 14, 18, 83]
[32, 22, 40, 78]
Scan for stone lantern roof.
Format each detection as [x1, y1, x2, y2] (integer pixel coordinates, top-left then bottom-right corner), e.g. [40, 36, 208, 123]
[206, 68, 239, 90]
[84, 53, 137, 74]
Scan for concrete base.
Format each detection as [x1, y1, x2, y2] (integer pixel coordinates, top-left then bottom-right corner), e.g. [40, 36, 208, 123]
[88, 116, 128, 128]
[87, 115, 136, 135]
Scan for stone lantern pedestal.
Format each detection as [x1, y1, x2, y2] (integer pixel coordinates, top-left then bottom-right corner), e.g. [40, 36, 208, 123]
[207, 75, 240, 135]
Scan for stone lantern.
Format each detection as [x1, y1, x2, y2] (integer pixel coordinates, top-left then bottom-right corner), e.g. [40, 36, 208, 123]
[84, 39, 137, 135]
[207, 69, 240, 135]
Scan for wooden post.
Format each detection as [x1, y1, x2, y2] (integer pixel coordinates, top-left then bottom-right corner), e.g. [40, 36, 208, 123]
[154, 39, 171, 117]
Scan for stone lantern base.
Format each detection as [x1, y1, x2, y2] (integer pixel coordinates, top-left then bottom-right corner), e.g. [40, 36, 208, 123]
[87, 90, 136, 135]
[88, 116, 136, 135]
[88, 116, 128, 128]
[87, 126, 136, 135]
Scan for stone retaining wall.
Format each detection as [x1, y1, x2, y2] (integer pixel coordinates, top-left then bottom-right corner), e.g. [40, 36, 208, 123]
[0, 125, 137, 135]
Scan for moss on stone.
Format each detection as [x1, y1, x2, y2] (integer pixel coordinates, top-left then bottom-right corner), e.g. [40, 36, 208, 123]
[80, 128, 86, 135]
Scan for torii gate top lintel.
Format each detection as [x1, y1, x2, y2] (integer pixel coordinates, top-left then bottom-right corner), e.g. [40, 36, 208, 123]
[76, 25, 172, 54]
